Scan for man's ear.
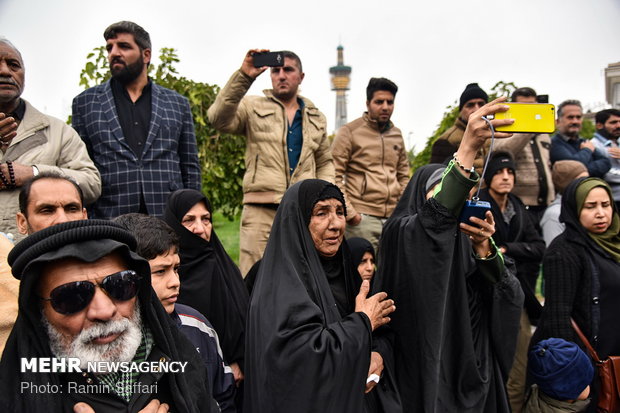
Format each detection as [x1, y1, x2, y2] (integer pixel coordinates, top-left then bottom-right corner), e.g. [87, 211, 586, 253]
[16, 212, 28, 235]
[82, 208, 88, 220]
[143, 48, 151, 66]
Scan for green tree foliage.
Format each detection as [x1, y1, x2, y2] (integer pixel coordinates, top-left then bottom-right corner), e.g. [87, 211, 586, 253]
[410, 81, 517, 173]
[76, 47, 246, 219]
[581, 118, 595, 139]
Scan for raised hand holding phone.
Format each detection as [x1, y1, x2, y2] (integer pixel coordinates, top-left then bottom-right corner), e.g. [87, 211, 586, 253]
[240, 49, 270, 79]
[455, 97, 513, 177]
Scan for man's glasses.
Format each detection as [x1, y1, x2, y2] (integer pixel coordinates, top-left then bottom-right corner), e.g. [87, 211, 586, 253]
[41, 270, 141, 315]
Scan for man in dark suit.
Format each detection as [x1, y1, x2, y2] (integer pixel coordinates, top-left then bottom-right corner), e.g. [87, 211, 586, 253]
[72, 21, 201, 219]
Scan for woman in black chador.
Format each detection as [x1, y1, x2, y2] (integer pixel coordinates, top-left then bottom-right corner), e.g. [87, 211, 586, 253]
[348, 237, 376, 284]
[374, 98, 524, 413]
[244, 179, 398, 413]
[164, 189, 248, 383]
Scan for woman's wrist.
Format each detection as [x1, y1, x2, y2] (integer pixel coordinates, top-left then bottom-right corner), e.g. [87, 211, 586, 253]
[452, 152, 475, 175]
[454, 147, 477, 175]
[473, 239, 494, 259]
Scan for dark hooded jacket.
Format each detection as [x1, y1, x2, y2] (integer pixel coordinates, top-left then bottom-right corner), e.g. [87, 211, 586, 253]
[478, 188, 545, 322]
[163, 189, 248, 369]
[374, 163, 524, 413]
[244, 179, 378, 413]
[0, 219, 217, 413]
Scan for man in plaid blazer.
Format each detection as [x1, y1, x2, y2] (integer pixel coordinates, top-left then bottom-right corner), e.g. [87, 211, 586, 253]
[72, 21, 201, 219]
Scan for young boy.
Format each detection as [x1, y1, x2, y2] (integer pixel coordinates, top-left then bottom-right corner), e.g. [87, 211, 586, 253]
[525, 337, 594, 412]
[114, 213, 236, 413]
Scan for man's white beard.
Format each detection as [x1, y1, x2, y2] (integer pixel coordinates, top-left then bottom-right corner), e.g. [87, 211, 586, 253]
[43, 303, 143, 370]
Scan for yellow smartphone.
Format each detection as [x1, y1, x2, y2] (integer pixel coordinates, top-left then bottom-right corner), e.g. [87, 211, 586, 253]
[495, 103, 556, 134]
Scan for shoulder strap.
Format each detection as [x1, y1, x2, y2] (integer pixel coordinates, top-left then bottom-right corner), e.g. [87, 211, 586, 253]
[571, 318, 601, 362]
[586, 249, 601, 341]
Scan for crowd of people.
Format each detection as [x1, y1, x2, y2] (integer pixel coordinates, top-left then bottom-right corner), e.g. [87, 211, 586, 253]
[1, 19, 619, 413]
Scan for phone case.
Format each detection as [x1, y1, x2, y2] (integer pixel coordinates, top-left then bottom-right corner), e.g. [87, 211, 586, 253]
[459, 200, 491, 227]
[252, 52, 284, 68]
[495, 103, 556, 134]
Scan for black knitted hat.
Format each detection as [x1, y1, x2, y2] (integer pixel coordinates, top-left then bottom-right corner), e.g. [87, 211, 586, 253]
[484, 152, 516, 187]
[8, 219, 144, 280]
[459, 83, 489, 110]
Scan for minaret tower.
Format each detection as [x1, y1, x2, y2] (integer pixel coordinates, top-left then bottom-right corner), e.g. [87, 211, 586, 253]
[329, 45, 352, 132]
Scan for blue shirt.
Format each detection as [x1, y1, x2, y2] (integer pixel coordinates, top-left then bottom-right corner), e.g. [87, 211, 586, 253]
[287, 98, 304, 174]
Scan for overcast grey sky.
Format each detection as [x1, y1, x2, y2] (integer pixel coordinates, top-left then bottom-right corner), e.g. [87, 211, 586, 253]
[1, 0, 619, 151]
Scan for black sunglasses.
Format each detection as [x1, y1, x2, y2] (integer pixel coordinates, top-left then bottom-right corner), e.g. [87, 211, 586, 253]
[41, 270, 141, 315]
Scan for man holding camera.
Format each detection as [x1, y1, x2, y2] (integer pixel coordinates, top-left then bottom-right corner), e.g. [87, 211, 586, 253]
[208, 50, 334, 276]
[493, 87, 555, 225]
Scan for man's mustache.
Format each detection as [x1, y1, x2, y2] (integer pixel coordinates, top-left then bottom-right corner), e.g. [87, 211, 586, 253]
[0, 77, 17, 85]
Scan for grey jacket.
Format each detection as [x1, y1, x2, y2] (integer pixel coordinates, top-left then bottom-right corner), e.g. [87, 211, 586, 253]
[540, 195, 564, 247]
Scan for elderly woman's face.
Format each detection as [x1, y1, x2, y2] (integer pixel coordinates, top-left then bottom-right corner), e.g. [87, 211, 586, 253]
[308, 198, 345, 257]
[182, 201, 212, 241]
[579, 187, 613, 234]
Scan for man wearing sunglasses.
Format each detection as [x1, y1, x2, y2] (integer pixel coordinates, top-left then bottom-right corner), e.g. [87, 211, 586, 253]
[1, 220, 218, 412]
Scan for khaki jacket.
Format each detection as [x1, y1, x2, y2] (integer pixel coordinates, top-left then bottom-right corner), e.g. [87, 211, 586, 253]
[331, 114, 409, 218]
[0, 101, 101, 240]
[207, 70, 334, 204]
[494, 133, 555, 207]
